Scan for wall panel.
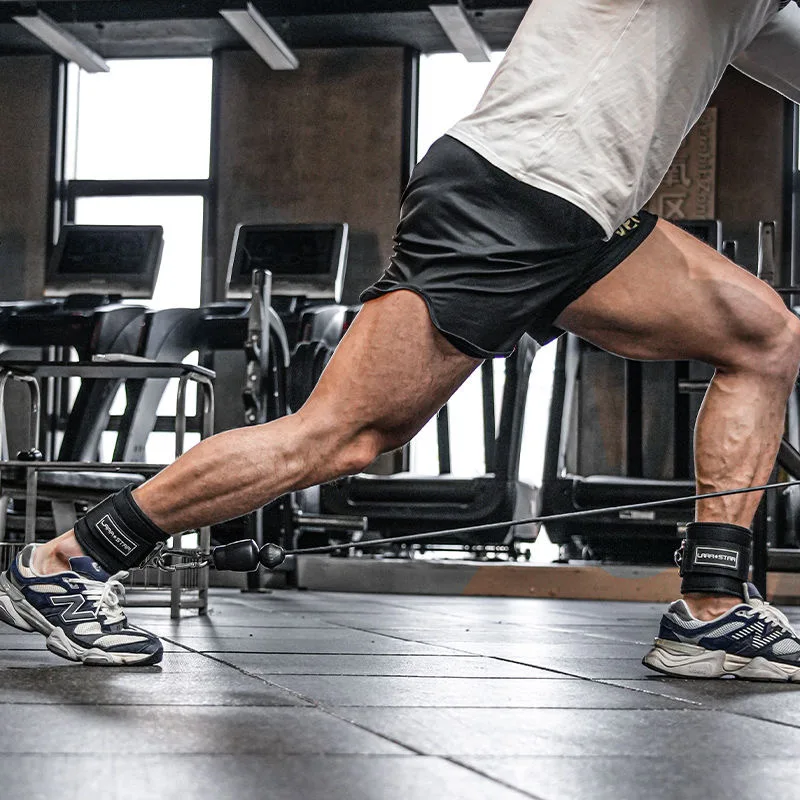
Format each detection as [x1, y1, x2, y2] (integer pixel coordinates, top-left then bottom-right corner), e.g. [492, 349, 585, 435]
[710, 68, 786, 271]
[215, 47, 408, 304]
[0, 55, 54, 301]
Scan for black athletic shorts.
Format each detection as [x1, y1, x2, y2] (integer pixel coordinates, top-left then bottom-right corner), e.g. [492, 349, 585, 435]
[360, 135, 658, 358]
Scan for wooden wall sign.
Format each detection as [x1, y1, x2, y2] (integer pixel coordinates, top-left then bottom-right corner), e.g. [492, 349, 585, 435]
[646, 107, 717, 220]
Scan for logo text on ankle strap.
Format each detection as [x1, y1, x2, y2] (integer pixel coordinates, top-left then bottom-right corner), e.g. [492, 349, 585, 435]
[693, 546, 739, 570]
[95, 515, 137, 556]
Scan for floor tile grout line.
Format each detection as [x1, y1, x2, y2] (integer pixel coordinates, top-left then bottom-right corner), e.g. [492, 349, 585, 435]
[160, 636, 433, 758]
[599, 677, 800, 711]
[122, 603, 670, 695]
[156, 625, 672, 691]
[227, 591, 611, 626]
[153, 640, 716, 780]
[318, 616, 610, 635]
[316, 618, 650, 645]
[229, 593, 468, 619]
[150, 598, 778, 715]
[161, 635, 677, 796]
[710, 707, 800, 731]
[589, 678, 704, 707]
[167, 603, 645, 638]
[0, 699, 780, 715]
[0, 702, 725, 709]
[304, 619, 652, 666]
[176, 650, 558, 656]
[182, 641, 545, 799]
[185, 674, 587, 680]
[146, 673, 578, 678]
[0, 750, 391, 756]
[444, 755, 546, 800]
[0, 702, 305, 707]
[310, 620, 563, 658]
[442, 652, 707, 705]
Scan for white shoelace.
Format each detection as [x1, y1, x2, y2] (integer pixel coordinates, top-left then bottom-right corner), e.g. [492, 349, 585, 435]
[81, 576, 127, 625]
[746, 594, 796, 635]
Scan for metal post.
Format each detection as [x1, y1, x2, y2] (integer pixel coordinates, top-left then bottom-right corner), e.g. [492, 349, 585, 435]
[0, 371, 41, 544]
[673, 360, 691, 479]
[436, 407, 451, 475]
[170, 532, 182, 619]
[624, 360, 643, 478]
[198, 380, 214, 612]
[244, 270, 272, 591]
[175, 373, 189, 460]
[758, 221, 777, 287]
[481, 360, 496, 473]
[752, 500, 768, 597]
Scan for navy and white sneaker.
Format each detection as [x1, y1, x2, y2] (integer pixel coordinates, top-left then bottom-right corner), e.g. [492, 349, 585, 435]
[643, 583, 800, 681]
[0, 543, 162, 666]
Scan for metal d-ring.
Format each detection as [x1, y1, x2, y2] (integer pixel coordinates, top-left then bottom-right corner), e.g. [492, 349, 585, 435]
[147, 541, 211, 573]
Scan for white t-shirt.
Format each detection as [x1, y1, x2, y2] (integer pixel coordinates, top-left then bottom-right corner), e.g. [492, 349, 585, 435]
[448, 0, 800, 238]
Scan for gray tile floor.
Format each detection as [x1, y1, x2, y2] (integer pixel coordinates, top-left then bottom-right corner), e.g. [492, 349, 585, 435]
[2, 589, 800, 800]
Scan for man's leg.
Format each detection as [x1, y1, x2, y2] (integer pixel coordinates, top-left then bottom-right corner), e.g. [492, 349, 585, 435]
[35, 289, 481, 573]
[556, 218, 800, 619]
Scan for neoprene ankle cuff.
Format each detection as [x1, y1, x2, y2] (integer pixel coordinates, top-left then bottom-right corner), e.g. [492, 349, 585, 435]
[73, 485, 169, 573]
[677, 521, 752, 598]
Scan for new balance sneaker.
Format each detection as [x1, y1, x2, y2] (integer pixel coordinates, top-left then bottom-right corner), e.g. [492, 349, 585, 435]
[643, 583, 800, 681]
[0, 544, 162, 666]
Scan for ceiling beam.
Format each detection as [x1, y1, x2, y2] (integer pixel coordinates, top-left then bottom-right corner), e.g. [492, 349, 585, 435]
[429, 3, 490, 61]
[0, 1, 525, 57]
[220, 2, 298, 69]
[13, 9, 109, 70]
[0, 1, 528, 18]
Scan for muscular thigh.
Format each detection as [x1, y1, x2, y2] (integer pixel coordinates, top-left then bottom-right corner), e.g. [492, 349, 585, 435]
[299, 289, 481, 446]
[555, 218, 791, 364]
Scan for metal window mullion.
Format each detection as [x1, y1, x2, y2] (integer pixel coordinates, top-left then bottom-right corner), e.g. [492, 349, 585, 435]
[786, 102, 799, 304]
[66, 179, 212, 201]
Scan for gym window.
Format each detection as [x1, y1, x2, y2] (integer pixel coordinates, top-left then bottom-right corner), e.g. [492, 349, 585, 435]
[62, 58, 213, 310]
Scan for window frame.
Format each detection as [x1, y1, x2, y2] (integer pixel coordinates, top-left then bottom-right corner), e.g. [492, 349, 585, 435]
[55, 57, 218, 306]
[790, 102, 800, 293]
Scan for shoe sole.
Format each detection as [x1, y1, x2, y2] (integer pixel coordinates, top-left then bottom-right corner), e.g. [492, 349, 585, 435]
[643, 638, 800, 681]
[0, 573, 161, 666]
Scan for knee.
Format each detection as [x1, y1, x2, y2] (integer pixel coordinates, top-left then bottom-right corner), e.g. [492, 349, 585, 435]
[334, 425, 414, 476]
[334, 430, 385, 475]
[764, 312, 800, 385]
[729, 310, 800, 386]
[297, 399, 422, 477]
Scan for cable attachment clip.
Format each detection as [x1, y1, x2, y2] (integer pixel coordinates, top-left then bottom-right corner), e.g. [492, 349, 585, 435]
[674, 540, 685, 570]
[146, 541, 211, 572]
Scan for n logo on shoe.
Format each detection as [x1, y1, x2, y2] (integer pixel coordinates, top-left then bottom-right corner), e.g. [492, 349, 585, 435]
[50, 594, 97, 623]
[693, 546, 739, 570]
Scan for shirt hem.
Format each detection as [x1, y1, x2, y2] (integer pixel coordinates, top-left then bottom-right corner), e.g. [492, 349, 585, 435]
[446, 128, 619, 240]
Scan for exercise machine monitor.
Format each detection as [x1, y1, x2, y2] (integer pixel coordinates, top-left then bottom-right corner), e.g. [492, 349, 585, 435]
[226, 223, 348, 303]
[45, 225, 164, 298]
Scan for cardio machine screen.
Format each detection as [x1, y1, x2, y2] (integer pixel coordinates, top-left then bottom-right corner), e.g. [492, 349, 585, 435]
[46, 225, 164, 298]
[226, 223, 348, 302]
